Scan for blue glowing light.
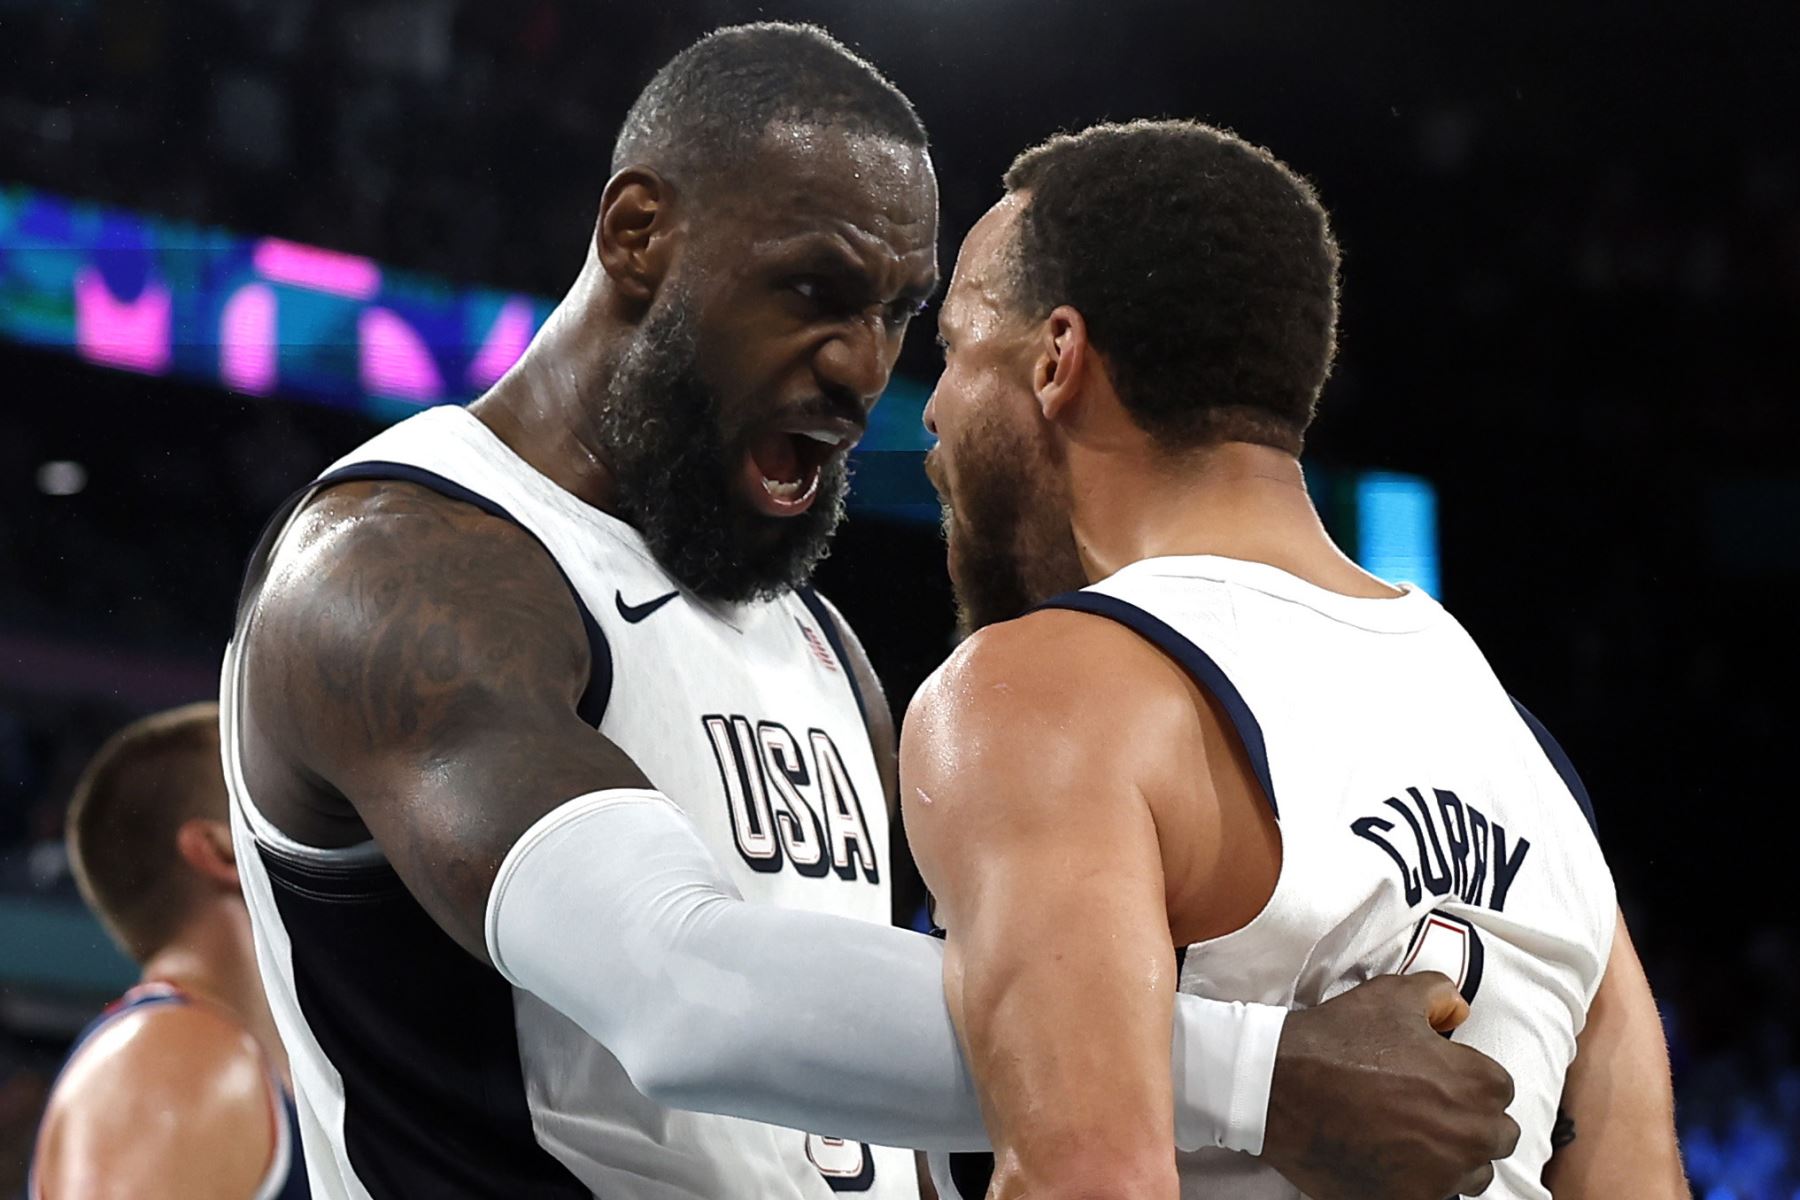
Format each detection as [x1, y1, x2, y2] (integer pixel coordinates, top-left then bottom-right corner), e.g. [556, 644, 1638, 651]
[1355, 471, 1441, 598]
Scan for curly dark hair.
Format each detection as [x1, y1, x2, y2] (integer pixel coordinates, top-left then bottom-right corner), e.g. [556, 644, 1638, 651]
[1003, 119, 1340, 454]
[612, 23, 927, 195]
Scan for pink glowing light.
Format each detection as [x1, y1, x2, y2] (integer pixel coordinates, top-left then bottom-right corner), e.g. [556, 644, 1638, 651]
[359, 307, 443, 402]
[466, 297, 537, 390]
[219, 283, 278, 395]
[253, 237, 381, 300]
[74, 266, 172, 375]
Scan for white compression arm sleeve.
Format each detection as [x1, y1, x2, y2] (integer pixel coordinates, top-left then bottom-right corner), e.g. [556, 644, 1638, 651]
[485, 789, 1286, 1153]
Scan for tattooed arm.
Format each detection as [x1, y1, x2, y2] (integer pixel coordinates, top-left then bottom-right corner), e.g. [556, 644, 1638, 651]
[240, 480, 649, 960]
[236, 482, 1387, 1155]
[1540, 912, 1686, 1199]
[237, 480, 994, 1146]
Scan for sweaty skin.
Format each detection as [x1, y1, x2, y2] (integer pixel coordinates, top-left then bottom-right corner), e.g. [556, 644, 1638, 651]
[902, 614, 1517, 1200]
[33, 1004, 281, 1200]
[236, 125, 938, 917]
[906, 192, 1529, 1200]
[1540, 914, 1688, 1197]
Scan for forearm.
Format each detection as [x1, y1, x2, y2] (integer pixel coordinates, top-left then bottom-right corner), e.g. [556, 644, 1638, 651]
[486, 789, 989, 1149]
[485, 789, 1288, 1153]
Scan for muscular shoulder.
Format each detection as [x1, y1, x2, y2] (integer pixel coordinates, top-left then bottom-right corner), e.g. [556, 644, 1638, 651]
[243, 480, 591, 770]
[903, 608, 1198, 790]
[254, 479, 586, 660]
[900, 610, 1205, 876]
[35, 1005, 276, 1198]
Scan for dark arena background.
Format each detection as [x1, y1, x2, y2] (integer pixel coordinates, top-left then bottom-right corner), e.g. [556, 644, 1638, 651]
[1, 1, 1796, 1194]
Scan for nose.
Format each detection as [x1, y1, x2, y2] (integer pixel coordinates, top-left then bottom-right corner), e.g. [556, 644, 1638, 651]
[922, 384, 939, 436]
[814, 312, 893, 414]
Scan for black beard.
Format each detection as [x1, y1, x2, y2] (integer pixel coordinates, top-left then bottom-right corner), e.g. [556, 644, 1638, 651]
[942, 419, 1086, 635]
[598, 301, 849, 603]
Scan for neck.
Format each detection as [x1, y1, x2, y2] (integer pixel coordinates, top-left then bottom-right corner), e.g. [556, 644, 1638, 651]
[1069, 440, 1400, 598]
[469, 255, 623, 512]
[142, 899, 290, 1085]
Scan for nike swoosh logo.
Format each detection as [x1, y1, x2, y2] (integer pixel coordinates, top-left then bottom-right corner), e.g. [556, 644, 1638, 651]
[615, 590, 680, 623]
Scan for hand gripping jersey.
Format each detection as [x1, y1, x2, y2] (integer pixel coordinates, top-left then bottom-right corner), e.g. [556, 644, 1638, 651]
[932, 555, 1614, 1200]
[221, 406, 915, 1199]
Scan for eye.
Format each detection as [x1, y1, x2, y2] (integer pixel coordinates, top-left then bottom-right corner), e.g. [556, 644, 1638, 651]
[789, 277, 825, 303]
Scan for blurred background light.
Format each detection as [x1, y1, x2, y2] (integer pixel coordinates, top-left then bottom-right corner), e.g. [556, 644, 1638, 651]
[33, 460, 86, 497]
[1356, 471, 1441, 598]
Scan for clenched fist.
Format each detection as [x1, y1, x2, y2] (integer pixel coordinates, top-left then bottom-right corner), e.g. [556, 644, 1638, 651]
[1261, 973, 1520, 1199]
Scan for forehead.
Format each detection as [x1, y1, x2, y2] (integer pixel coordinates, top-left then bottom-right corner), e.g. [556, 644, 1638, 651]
[941, 194, 1025, 334]
[721, 123, 939, 263]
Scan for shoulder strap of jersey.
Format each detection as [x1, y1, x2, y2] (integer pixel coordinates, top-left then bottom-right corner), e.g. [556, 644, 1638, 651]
[233, 459, 611, 727]
[1035, 588, 1279, 818]
[795, 585, 869, 727]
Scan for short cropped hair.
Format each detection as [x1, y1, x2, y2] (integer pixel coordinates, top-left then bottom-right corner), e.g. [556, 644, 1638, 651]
[611, 22, 927, 193]
[65, 703, 228, 963]
[1004, 119, 1341, 454]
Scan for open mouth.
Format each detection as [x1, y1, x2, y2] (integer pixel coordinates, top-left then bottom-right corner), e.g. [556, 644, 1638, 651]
[742, 416, 863, 518]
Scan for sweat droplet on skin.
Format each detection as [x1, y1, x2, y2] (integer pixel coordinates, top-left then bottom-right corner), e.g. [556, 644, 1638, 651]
[914, 787, 936, 807]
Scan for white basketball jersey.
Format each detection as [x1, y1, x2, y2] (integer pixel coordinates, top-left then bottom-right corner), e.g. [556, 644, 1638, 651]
[934, 555, 1615, 1200]
[222, 405, 916, 1199]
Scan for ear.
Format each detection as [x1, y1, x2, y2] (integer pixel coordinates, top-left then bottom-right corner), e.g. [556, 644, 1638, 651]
[1033, 305, 1089, 424]
[596, 166, 678, 305]
[175, 818, 241, 893]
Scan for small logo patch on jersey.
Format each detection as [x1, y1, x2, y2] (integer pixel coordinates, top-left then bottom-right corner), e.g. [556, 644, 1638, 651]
[615, 589, 679, 623]
[796, 619, 839, 672]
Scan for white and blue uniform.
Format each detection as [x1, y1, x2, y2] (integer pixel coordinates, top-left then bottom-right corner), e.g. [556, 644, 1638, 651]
[933, 555, 1615, 1200]
[221, 406, 916, 1199]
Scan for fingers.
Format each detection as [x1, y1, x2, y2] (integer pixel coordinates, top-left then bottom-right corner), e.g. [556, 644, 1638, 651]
[1496, 1111, 1521, 1159]
[1398, 970, 1471, 1032]
[1444, 1040, 1517, 1109]
[1454, 1161, 1497, 1196]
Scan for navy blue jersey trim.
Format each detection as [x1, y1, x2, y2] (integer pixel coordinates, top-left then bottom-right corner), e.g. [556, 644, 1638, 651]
[1035, 590, 1279, 819]
[259, 846, 591, 1198]
[35, 988, 310, 1200]
[273, 1088, 311, 1200]
[235, 484, 314, 627]
[310, 461, 613, 728]
[1510, 698, 1599, 834]
[796, 586, 870, 728]
[947, 1152, 996, 1199]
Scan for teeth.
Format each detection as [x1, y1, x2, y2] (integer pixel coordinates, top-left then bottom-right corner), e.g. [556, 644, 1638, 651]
[795, 429, 844, 447]
[763, 476, 806, 501]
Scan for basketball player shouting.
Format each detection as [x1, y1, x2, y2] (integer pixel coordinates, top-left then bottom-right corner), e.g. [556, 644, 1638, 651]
[226, 25, 1516, 1199]
[905, 119, 1688, 1199]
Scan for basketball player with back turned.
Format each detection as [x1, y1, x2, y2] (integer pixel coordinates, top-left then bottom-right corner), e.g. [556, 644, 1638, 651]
[226, 25, 1518, 1199]
[906, 119, 1688, 1199]
[31, 704, 307, 1200]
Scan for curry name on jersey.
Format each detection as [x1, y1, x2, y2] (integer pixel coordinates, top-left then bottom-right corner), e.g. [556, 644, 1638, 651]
[933, 554, 1614, 1200]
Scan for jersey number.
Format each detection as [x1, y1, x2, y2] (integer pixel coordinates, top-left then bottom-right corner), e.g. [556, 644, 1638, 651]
[805, 1134, 875, 1192]
[1400, 910, 1486, 1007]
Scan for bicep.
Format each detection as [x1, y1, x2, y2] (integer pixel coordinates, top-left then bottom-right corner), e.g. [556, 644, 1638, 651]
[947, 787, 1177, 1142]
[901, 634, 1183, 1187]
[246, 484, 652, 959]
[1542, 910, 1687, 1199]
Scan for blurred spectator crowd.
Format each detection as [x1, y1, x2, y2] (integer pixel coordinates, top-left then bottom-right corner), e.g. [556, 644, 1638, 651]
[1, 0, 1797, 1194]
